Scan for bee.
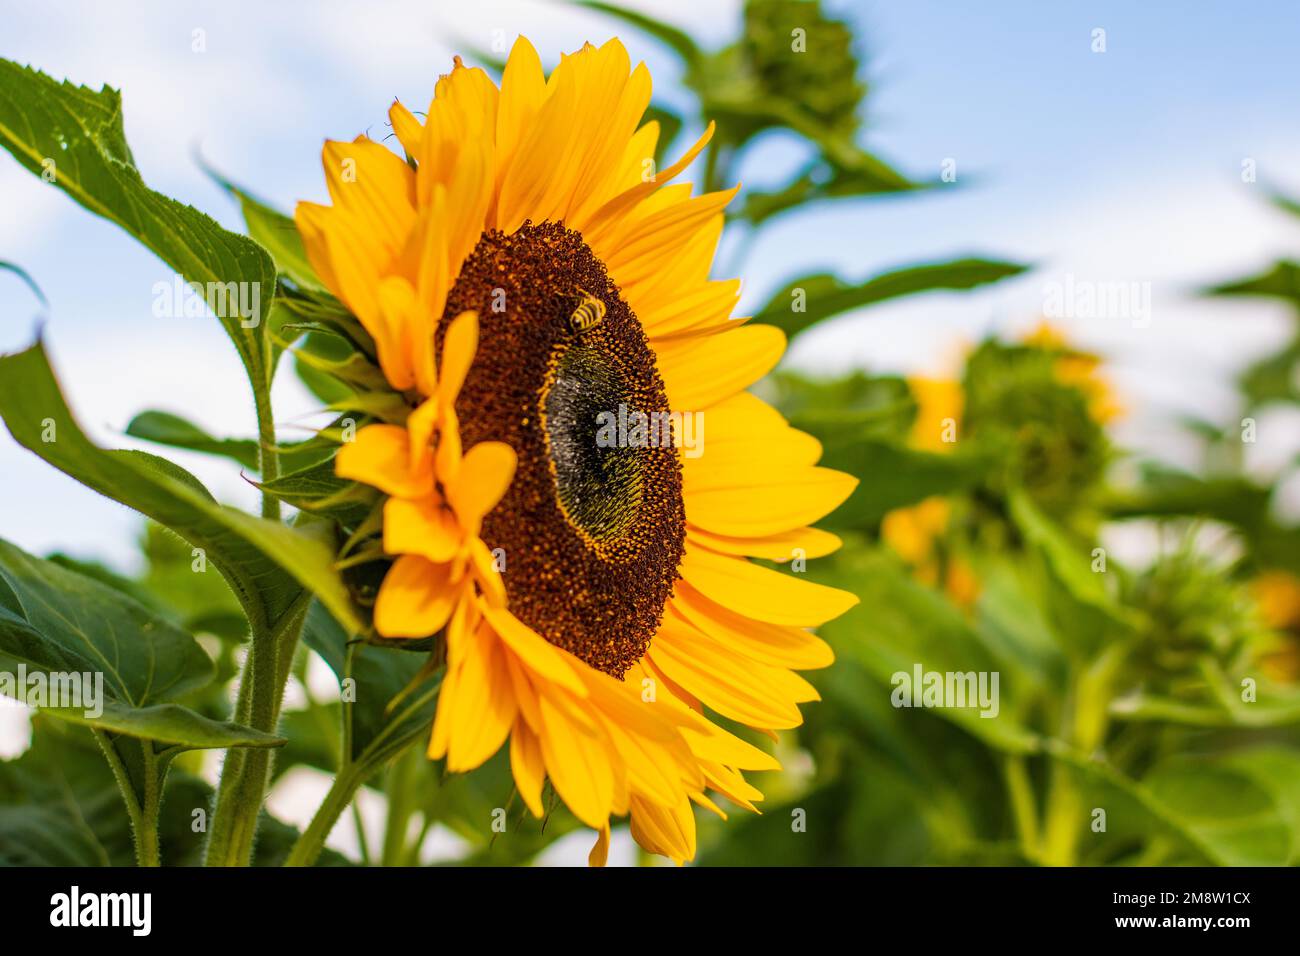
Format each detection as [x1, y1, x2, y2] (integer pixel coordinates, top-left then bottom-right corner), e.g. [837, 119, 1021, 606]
[568, 290, 606, 335]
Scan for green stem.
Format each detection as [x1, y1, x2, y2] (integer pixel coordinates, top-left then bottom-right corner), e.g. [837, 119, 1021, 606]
[204, 360, 288, 865]
[380, 745, 421, 866]
[204, 597, 308, 866]
[94, 732, 161, 867]
[253, 372, 281, 521]
[1041, 644, 1129, 866]
[283, 762, 372, 867]
[286, 678, 442, 867]
[1002, 755, 1039, 859]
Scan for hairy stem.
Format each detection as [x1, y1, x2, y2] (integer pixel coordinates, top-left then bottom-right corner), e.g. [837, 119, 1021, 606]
[283, 762, 371, 867]
[254, 370, 281, 521]
[205, 599, 308, 865]
[94, 732, 161, 867]
[204, 371, 303, 865]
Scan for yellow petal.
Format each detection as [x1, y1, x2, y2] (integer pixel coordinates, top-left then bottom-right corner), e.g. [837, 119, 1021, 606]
[656, 324, 785, 411]
[388, 99, 423, 158]
[678, 544, 858, 627]
[446, 622, 516, 770]
[447, 441, 516, 526]
[372, 554, 457, 638]
[483, 605, 587, 697]
[510, 719, 547, 818]
[684, 467, 857, 538]
[577, 122, 716, 236]
[628, 795, 696, 865]
[588, 823, 612, 867]
[438, 310, 479, 406]
[650, 617, 806, 729]
[670, 583, 835, 670]
[494, 37, 548, 201]
[534, 689, 615, 829]
[686, 525, 842, 562]
[336, 424, 432, 498]
[383, 495, 460, 563]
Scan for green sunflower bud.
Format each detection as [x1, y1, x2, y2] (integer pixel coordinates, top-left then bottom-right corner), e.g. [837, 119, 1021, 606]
[1127, 547, 1263, 680]
[741, 0, 866, 140]
[962, 339, 1109, 515]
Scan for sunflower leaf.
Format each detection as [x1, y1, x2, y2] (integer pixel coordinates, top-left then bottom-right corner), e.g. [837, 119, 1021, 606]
[575, 1, 702, 66]
[0, 340, 363, 636]
[0, 536, 212, 707]
[0, 259, 48, 308]
[255, 460, 378, 526]
[754, 258, 1030, 339]
[815, 548, 1041, 755]
[124, 408, 334, 475]
[0, 536, 282, 751]
[0, 60, 278, 395]
[735, 156, 925, 226]
[51, 702, 284, 749]
[1203, 259, 1300, 305]
[814, 437, 988, 528]
[125, 410, 262, 471]
[0, 718, 343, 866]
[200, 158, 325, 292]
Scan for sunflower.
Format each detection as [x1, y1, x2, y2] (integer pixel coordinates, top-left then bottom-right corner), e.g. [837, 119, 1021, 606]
[294, 37, 858, 864]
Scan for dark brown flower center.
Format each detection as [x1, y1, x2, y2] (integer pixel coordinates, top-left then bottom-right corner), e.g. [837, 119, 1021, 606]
[437, 221, 685, 677]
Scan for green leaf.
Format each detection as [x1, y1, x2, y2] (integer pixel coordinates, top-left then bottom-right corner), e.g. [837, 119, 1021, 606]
[1271, 191, 1300, 221]
[0, 340, 362, 636]
[1008, 492, 1128, 655]
[816, 548, 1040, 754]
[1239, 334, 1300, 407]
[0, 536, 211, 704]
[1140, 748, 1300, 865]
[754, 258, 1029, 338]
[300, 601, 439, 765]
[576, 1, 702, 65]
[201, 159, 324, 292]
[815, 437, 987, 528]
[52, 702, 284, 749]
[255, 459, 377, 526]
[1204, 259, 1300, 305]
[0, 718, 339, 866]
[0, 537, 282, 750]
[0, 258, 48, 308]
[774, 370, 917, 444]
[0, 60, 277, 394]
[124, 408, 333, 475]
[735, 158, 924, 226]
[0, 719, 128, 865]
[1111, 688, 1300, 729]
[1009, 493, 1113, 614]
[126, 410, 261, 471]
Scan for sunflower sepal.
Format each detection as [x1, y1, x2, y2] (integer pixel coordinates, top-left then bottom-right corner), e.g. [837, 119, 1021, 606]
[253, 459, 381, 526]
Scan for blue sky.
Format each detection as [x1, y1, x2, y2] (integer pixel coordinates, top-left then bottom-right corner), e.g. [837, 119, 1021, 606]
[3, 0, 1300, 569]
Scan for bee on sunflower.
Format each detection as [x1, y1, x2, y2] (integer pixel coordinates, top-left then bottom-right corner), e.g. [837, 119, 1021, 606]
[294, 37, 858, 864]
